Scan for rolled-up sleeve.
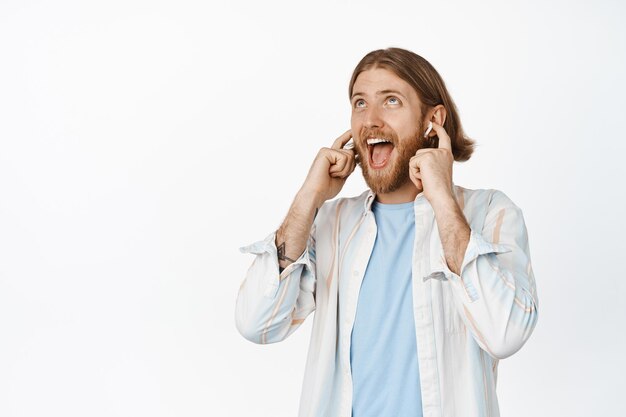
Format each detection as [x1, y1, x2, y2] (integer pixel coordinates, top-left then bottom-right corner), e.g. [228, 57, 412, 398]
[235, 228, 317, 344]
[441, 190, 539, 359]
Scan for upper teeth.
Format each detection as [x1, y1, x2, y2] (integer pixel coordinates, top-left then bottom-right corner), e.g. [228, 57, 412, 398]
[367, 138, 392, 145]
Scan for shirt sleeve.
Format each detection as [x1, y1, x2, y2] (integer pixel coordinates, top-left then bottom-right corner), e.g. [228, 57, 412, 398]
[235, 227, 317, 344]
[439, 190, 539, 359]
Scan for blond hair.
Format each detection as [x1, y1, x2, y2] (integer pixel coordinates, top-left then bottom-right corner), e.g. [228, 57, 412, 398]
[349, 48, 476, 161]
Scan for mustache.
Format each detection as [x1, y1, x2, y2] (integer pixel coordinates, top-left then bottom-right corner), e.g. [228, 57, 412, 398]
[359, 128, 399, 144]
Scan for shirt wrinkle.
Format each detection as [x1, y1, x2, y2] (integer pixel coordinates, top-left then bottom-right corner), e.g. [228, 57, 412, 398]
[235, 184, 539, 417]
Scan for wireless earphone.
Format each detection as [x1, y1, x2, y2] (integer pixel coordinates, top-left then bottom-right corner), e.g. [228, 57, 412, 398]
[423, 121, 433, 138]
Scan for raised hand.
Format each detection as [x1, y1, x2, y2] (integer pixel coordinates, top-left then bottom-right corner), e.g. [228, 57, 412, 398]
[408, 121, 455, 205]
[300, 129, 356, 207]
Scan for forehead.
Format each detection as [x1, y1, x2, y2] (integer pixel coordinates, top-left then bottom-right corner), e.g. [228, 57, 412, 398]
[352, 67, 417, 99]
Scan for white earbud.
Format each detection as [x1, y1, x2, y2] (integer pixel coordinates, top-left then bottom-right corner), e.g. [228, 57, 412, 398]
[423, 121, 433, 138]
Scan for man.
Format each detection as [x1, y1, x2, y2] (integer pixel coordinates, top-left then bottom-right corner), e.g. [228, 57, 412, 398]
[235, 47, 538, 417]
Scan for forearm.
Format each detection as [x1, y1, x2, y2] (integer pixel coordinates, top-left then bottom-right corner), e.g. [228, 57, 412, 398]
[433, 191, 539, 359]
[431, 194, 470, 275]
[276, 190, 320, 270]
[236, 231, 317, 344]
[443, 230, 538, 358]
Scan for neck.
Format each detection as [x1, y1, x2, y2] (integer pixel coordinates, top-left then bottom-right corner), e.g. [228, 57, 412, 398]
[374, 181, 421, 204]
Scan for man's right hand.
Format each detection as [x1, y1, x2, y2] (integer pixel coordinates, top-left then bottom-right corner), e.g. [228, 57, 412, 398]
[276, 130, 356, 270]
[300, 130, 356, 207]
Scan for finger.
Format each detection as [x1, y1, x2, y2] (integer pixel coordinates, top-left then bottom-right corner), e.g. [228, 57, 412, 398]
[331, 148, 354, 165]
[329, 148, 356, 177]
[409, 154, 423, 169]
[430, 121, 452, 152]
[331, 167, 351, 179]
[337, 154, 356, 178]
[409, 169, 422, 190]
[342, 138, 355, 150]
[339, 148, 355, 159]
[331, 161, 353, 178]
[328, 150, 351, 173]
[413, 148, 433, 157]
[410, 170, 422, 182]
[329, 156, 348, 174]
[331, 129, 353, 150]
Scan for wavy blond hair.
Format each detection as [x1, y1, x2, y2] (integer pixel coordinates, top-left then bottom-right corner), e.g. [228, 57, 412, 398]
[349, 48, 476, 161]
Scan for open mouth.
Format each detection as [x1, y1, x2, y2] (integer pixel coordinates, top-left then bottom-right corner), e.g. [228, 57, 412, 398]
[366, 138, 395, 169]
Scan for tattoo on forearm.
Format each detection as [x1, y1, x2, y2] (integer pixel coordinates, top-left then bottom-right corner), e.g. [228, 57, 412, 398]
[277, 242, 296, 263]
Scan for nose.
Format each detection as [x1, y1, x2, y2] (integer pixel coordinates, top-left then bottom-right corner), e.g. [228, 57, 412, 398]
[363, 106, 384, 129]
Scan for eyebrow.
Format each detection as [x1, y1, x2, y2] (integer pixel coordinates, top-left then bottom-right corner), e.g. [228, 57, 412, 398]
[351, 89, 407, 100]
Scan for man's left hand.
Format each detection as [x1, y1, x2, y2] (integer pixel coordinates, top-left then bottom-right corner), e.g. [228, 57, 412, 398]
[409, 121, 455, 205]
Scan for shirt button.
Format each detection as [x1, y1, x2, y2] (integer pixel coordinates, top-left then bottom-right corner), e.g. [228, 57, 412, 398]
[352, 270, 359, 276]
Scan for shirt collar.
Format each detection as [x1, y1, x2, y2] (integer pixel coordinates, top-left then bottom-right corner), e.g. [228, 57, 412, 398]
[363, 190, 376, 212]
[362, 181, 457, 213]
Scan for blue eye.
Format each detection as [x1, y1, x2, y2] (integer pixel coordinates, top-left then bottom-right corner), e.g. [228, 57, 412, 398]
[354, 99, 366, 108]
[387, 97, 400, 105]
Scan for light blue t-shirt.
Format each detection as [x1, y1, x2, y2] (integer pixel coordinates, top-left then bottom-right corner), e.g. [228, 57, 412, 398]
[350, 200, 423, 417]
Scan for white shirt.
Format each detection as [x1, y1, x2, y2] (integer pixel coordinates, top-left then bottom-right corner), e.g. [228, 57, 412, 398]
[235, 184, 539, 417]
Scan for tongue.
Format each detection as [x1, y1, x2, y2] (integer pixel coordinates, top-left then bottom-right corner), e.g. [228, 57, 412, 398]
[372, 143, 394, 165]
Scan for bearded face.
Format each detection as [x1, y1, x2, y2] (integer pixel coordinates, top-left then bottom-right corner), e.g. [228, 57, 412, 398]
[354, 122, 429, 195]
[350, 67, 433, 197]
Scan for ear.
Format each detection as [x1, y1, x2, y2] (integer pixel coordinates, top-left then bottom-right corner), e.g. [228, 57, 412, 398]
[425, 105, 447, 137]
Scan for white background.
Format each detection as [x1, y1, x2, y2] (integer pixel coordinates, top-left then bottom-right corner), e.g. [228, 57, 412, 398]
[1, 0, 624, 416]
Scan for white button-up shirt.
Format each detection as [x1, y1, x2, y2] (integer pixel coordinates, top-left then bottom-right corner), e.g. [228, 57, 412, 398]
[235, 184, 539, 417]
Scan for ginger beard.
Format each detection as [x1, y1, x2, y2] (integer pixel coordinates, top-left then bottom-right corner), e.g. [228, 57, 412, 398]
[355, 122, 430, 195]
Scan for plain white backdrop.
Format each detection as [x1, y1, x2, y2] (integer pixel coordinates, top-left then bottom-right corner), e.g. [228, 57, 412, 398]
[1, 0, 624, 416]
